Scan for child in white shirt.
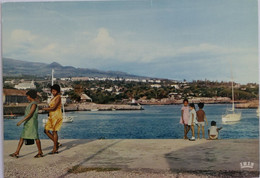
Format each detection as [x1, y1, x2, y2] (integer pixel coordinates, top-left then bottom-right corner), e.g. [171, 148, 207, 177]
[208, 121, 222, 140]
[188, 103, 198, 141]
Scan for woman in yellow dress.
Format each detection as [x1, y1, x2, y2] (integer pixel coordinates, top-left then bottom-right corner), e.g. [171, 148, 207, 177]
[43, 84, 63, 154]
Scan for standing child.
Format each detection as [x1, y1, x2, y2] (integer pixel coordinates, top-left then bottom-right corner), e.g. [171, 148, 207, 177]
[9, 90, 43, 158]
[180, 99, 190, 139]
[188, 103, 198, 141]
[196, 102, 208, 139]
[208, 121, 222, 140]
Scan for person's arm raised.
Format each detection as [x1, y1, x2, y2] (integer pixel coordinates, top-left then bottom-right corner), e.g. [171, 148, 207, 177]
[17, 104, 37, 126]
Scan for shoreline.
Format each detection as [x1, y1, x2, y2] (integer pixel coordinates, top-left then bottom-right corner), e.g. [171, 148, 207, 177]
[3, 101, 258, 115]
[4, 139, 259, 178]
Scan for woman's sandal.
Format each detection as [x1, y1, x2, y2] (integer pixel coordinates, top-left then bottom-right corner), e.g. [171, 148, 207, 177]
[9, 153, 19, 158]
[34, 153, 43, 158]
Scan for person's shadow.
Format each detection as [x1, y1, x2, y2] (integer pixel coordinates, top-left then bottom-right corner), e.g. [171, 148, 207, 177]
[18, 139, 95, 157]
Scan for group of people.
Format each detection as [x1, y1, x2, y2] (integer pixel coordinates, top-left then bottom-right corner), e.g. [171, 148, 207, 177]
[9, 84, 63, 158]
[180, 99, 222, 141]
[9, 85, 222, 158]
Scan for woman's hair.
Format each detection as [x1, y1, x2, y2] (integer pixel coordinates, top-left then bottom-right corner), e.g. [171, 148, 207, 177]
[211, 121, 216, 126]
[198, 102, 204, 109]
[189, 103, 195, 110]
[183, 98, 189, 103]
[51, 84, 61, 93]
[26, 90, 37, 99]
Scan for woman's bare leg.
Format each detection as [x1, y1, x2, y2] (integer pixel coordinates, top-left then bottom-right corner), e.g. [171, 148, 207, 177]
[14, 138, 24, 155]
[35, 139, 43, 154]
[53, 131, 58, 152]
[44, 129, 54, 141]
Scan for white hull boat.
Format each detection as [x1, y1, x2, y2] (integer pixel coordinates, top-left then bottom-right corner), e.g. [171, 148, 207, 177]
[222, 63, 241, 123]
[62, 116, 74, 123]
[222, 112, 241, 123]
[42, 115, 74, 124]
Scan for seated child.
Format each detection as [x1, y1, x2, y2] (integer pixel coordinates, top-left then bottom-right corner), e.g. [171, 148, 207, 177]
[208, 121, 222, 140]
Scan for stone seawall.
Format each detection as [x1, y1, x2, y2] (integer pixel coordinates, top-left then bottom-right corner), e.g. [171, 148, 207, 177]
[3, 103, 143, 115]
[3, 106, 26, 115]
[235, 100, 259, 109]
[65, 103, 144, 111]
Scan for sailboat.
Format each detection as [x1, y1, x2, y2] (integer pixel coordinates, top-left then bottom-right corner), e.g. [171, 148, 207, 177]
[61, 97, 74, 123]
[43, 69, 74, 124]
[222, 75, 241, 123]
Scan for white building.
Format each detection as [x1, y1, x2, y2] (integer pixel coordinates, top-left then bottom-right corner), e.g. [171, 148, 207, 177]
[171, 84, 180, 89]
[4, 80, 15, 84]
[60, 77, 71, 81]
[61, 87, 73, 92]
[105, 87, 113, 92]
[151, 84, 161, 88]
[14, 80, 36, 90]
[71, 77, 89, 81]
[80, 94, 92, 102]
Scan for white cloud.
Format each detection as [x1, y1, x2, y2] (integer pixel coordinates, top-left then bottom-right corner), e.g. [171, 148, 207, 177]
[3, 28, 258, 83]
[10, 29, 37, 44]
[90, 28, 115, 58]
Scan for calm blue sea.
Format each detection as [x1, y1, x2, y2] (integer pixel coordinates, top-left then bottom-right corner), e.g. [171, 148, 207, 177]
[4, 104, 259, 140]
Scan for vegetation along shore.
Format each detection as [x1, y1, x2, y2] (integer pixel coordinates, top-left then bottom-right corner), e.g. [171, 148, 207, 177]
[3, 73, 259, 116]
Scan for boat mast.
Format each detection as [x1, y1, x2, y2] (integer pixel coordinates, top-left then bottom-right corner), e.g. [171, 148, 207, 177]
[232, 79, 235, 112]
[51, 69, 54, 86]
[230, 60, 235, 112]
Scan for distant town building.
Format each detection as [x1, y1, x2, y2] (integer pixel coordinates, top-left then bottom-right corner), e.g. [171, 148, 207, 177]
[168, 92, 178, 99]
[105, 87, 113, 92]
[80, 94, 92, 102]
[60, 77, 71, 81]
[249, 85, 256, 89]
[234, 84, 241, 88]
[14, 80, 36, 90]
[61, 87, 73, 92]
[3, 89, 28, 104]
[4, 80, 15, 84]
[171, 84, 180, 89]
[151, 84, 161, 88]
[71, 77, 89, 81]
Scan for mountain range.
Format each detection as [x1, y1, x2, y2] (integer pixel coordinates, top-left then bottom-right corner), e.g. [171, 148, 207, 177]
[2, 58, 145, 79]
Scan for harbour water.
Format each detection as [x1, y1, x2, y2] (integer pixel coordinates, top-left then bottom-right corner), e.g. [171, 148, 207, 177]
[4, 104, 259, 140]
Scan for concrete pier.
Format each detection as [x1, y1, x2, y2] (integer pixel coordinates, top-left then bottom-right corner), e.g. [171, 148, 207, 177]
[4, 139, 259, 177]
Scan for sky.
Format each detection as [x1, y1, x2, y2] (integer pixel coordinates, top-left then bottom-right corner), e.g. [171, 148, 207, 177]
[2, 0, 259, 84]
